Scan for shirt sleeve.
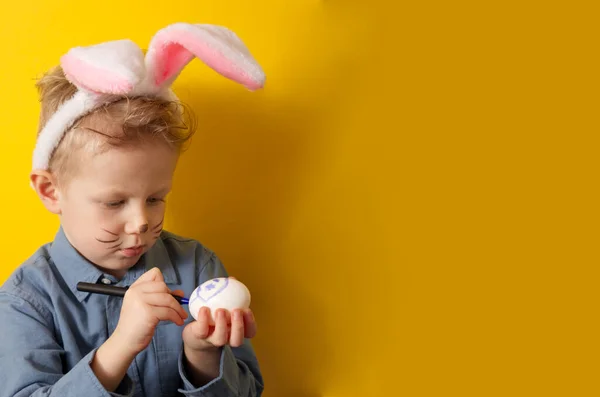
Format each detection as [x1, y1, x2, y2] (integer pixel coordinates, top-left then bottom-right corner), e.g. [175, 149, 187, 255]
[178, 343, 263, 397]
[0, 291, 134, 397]
[176, 247, 264, 396]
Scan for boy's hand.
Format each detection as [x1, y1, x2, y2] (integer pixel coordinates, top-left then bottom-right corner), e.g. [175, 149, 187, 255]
[111, 267, 188, 356]
[180, 278, 256, 386]
[182, 306, 257, 352]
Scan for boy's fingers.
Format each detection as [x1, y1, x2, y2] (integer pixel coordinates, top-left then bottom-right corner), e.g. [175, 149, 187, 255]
[230, 309, 245, 347]
[210, 310, 230, 346]
[134, 267, 164, 284]
[144, 293, 188, 320]
[137, 281, 170, 294]
[243, 309, 257, 339]
[192, 307, 210, 339]
[152, 306, 185, 326]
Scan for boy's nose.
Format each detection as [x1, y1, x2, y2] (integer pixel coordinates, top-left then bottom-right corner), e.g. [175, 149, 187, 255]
[139, 224, 149, 233]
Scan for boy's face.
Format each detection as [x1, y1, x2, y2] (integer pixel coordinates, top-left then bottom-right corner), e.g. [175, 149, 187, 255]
[57, 142, 179, 278]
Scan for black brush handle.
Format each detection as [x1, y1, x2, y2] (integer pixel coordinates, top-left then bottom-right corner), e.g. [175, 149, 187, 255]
[76, 282, 188, 304]
[76, 282, 129, 297]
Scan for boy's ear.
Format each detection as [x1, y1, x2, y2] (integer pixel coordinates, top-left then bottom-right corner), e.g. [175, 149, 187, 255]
[30, 170, 62, 214]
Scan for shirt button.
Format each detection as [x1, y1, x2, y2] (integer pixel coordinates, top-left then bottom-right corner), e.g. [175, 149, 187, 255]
[100, 278, 112, 285]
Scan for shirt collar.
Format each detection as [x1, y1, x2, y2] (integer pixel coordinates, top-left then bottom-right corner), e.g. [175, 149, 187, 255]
[141, 236, 180, 285]
[50, 227, 104, 302]
[50, 228, 180, 302]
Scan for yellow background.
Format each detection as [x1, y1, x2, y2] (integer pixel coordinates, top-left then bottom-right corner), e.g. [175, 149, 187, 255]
[0, 1, 598, 396]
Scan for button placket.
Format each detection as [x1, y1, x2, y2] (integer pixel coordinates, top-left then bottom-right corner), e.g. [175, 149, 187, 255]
[106, 293, 142, 396]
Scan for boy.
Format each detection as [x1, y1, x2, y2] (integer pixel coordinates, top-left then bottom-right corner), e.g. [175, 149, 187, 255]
[0, 23, 265, 396]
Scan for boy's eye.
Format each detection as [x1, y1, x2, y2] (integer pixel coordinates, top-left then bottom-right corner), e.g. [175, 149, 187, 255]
[147, 197, 165, 205]
[105, 200, 125, 208]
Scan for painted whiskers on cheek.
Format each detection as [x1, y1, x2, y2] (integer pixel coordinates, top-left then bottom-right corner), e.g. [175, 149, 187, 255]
[96, 228, 122, 249]
[152, 218, 164, 240]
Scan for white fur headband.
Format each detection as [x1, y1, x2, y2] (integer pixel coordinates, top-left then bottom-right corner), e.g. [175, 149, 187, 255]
[32, 22, 266, 172]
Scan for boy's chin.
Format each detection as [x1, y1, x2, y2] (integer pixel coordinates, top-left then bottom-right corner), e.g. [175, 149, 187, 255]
[99, 252, 143, 272]
[93, 245, 153, 275]
[116, 252, 144, 266]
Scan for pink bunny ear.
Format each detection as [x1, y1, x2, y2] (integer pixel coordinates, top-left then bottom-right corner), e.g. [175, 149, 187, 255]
[61, 39, 146, 95]
[145, 23, 266, 91]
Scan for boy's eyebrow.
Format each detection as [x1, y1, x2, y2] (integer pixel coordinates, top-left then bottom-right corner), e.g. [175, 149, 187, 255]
[94, 186, 171, 198]
[152, 186, 172, 195]
[93, 190, 127, 199]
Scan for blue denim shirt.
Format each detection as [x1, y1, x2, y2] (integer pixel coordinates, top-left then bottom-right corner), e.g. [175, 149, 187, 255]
[0, 228, 263, 397]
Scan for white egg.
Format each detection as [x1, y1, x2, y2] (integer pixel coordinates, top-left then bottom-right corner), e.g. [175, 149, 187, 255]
[189, 277, 251, 322]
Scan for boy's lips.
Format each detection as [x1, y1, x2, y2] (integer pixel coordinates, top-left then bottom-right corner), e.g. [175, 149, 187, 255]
[121, 245, 145, 257]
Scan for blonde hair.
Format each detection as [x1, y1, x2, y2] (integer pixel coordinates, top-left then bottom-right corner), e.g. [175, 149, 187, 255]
[35, 66, 196, 184]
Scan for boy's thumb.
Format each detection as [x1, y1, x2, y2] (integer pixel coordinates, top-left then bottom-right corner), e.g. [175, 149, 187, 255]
[135, 267, 164, 283]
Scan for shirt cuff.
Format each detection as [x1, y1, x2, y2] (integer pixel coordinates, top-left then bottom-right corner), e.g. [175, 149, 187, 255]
[54, 348, 134, 397]
[178, 346, 239, 396]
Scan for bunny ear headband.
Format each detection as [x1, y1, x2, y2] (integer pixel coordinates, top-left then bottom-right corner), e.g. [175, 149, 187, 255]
[32, 22, 265, 171]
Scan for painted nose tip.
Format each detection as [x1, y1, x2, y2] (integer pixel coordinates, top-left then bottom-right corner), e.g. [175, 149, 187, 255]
[139, 224, 149, 233]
